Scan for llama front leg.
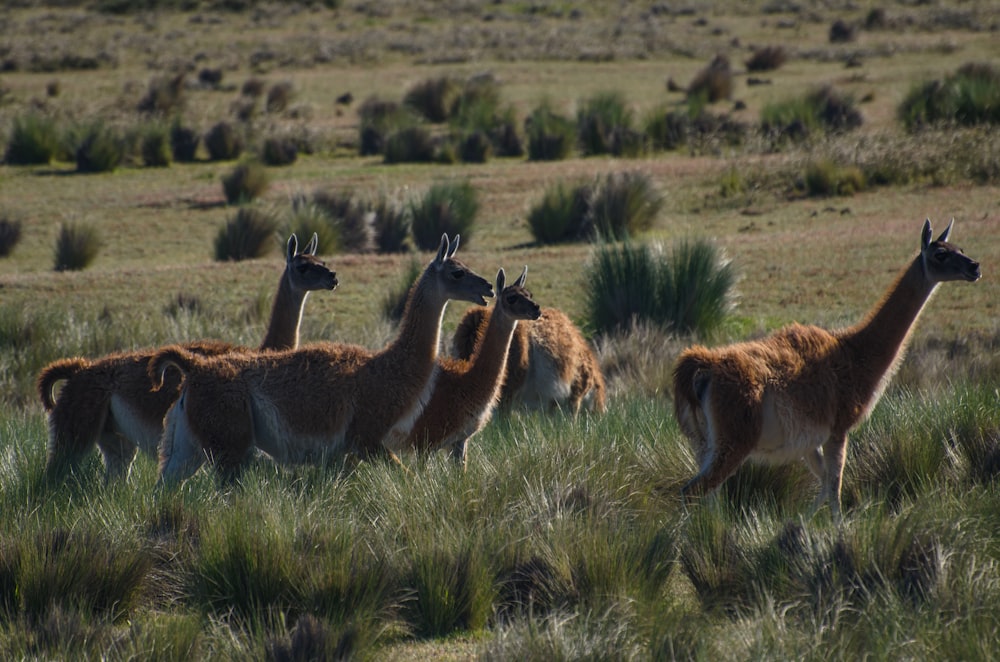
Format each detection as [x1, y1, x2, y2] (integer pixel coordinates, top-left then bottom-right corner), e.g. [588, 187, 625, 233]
[97, 434, 138, 482]
[819, 433, 848, 524]
[449, 437, 469, 470]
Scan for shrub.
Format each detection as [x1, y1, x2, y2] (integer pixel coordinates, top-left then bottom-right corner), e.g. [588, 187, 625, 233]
[404, 76, 461, 123]
[0, 215, 23, 257]
[136, 73, 186, 115]
[261, 135, 298, 166]
[311, 188, 372, 252]
[139, 123, 171, 167]
[370, 193, 411, 254]
[576, 91, 633, 156]
[687, 54, 733, 104]
[4, 112, 59, 165]
[204, 121, 244, 161]
[527, 181, 590, 244]
[266, 80, 294, 113]
[802, 159, 866, 196]
[745, 46, 787, 72]
[585, 239, 736, 336]
[525, 101, 576, 161]
[214, 206, 279, 261]
[587, 171, 663, 241]
[383, 125, 436, 164]
[409, 180, 479, 251]
[898, 62, 1000, 130]
[53, 221, 102, 271]
[221, 159, 270, 205]
[75, 122, 123, 173]
[170, 120, 199, 162]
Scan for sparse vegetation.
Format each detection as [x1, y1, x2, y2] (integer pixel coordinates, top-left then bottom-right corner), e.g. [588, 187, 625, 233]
[214, 206, 279, 261]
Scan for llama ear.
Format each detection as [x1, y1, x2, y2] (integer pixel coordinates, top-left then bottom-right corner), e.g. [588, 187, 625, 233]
[286, 234, 298, 262]
[921, 219, 933, 250]
[495, 268, 506, 293]
[936, 218, 953, 243]
[514, 265, 527, 288]
[448, 234, 460, 258]
[435, 234, 449, 266]
[305, 233, 319, 256]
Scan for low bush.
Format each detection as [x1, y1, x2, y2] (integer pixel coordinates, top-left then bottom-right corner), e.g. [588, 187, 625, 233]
[404, 76, 461, 123]
[221, 159, 270, 205]
[53, 221, 102, 271]
[898, 62, 1000, 130]
[204, 121, 244, 161]
[745, 46, 787, 72]
[577, 91, 633, 156]
[383, 125, 436, 164]
[829, 18, 856, 43]
[261, 135, 298, 166]
[139, 123, 172, 167]
[358, 96, 411, 156]
[0, 215, 23, 257]
[5, 112, 60, 165]
[527, 181, 590, 245]
[214, 206, 279, 261]
[526, 101, 576, 161]
[687, 55, 733, 105]
[588, 171, 663, 241]
[170, 120, 199, 162]
[409, 180, 479, 251]
[802, 159, 866, 196]
[75, 122, 123, 173]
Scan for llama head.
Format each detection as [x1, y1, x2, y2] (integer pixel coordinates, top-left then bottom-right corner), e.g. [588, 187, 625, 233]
[496, 266, 541, 321]
[920, 219, 981, 284]
[286, 233, 338, 292]
[429, 234, 494, 306]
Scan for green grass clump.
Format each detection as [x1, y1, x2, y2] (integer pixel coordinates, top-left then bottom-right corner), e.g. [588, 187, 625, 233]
[265, 80, 294, 114]
[4, 112, 60, 165]
[169, 120, 199, 163]
[526, 100, 576, 161]
[0, 215, 23, 257]
[899, 62, 1000, 130]
[286, 200, 341, 256]
[214, 206, 279, 261]
[802, 159, 867, 196]
[310, 188, 372, 253]
[586, 238, 736, 336]
[221, 158, 270, 205]
[762, 86, 863, 143]
[136, 73, 185, 116]
[369, 192, 411, 254]
[409, 180, 479, 250]
[74, 122, 123, 173]
[527, 181, 590, 245]
[261, 135, 298, 166]
[204, 121, 244, 161]
[404, 76, 462, 123]
[450, 77, 523, 158]
[587, 170, 663, 241]
[383, 125, 436, 164]
[138, 122, 172, 167]
[576, 91, 634, 156]
[53, 221, 102, 271]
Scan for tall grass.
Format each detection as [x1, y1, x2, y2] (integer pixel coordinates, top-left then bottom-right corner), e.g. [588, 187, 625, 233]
[899, 62, 1000, 130]
[53, 221, 102, 271]
[4, 112, 60, 165]
[409, 180, 479, 250]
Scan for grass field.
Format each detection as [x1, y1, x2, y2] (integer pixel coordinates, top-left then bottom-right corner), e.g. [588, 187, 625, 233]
[1, 1, 999, 659]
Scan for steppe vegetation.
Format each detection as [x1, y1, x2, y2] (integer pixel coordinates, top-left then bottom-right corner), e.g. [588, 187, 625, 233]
[1, 0, 999, 659]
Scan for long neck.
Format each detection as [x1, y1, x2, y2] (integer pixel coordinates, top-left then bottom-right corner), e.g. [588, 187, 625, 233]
[258, 271, 308, 351]
[379, 271, 447, 375]
[839, 255, 937, 385]
[465, 307, 519, 389]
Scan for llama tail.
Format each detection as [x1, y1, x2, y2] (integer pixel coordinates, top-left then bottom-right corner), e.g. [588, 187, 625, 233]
[672, 349, 713, 423]
[148, 345, 201, 391]
[452, 307, 489, 360]
[37, 358, 88, 411]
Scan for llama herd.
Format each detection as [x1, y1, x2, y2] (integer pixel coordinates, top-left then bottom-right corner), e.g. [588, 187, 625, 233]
[36, 220, 980, 522]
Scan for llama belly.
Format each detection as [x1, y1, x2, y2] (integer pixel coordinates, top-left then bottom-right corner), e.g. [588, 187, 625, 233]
[382, 368, 440, 452]
[109, 394, 164, 457]
[250, 394, 346, 464]
[751, 391, 831, 464]
[520, 352, 570, 409]
[158, 394, 206, 483]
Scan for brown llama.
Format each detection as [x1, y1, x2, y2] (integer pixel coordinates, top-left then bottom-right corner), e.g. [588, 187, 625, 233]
[149, 234, 494, 484]
[672, 219, 981, 522]
[404, 266, 540, 467]
[452, 305, 606, 415]
[37, 233, 337, 480]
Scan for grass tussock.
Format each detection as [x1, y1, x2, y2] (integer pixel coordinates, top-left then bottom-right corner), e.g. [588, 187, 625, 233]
[526, 100, 576, 161]
[899, 62, 1000, 130]
[4, 112, 60, 166]
[204, 121, 244, 161]
[762, 86, 863, 144]
[221, 158, 270, 205]
[0, 214, 23, 257]
[74, 121, 123, 173]
[409, 180, 479, 250]
[53, 221, 101, 271]
[576, 91, 637, 157]
[214, 206, 279, 261]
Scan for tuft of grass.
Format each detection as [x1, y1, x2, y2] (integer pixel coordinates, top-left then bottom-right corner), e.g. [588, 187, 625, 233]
[0, 214, 23, 257]
[357, 96, 412, 157]
[525, 100, 576, 161]
[383, 125, 436, 164]
[576, 91, 633, 156]
[4, 111, 60, 165]
[587, 170, 663, 241]
[310, 188, 372, 253]
[286, 200, 341, 256]
[169, 120, 199, 163]
[585, 238, 736, 336]
[802, 159, 866, 196]
[457, 129, 492, 163]
[369, 191, 411, 254]
[53, 221, 102, 271]
[265, 80, 295, 113]
[204, 121, 244, 161]
[409, 180, 479, 250]
[261, 135, 298, 166]
[221, 159, 270, 205]
[214, 206, 279, 262]
[762, 85, 862, 143]
[899, 62, 1000, 130]
[527, 181, 590, 245]
[138, 122, 172, 167]
[404, 76, 462, 123]
[74, 121, 124, 173]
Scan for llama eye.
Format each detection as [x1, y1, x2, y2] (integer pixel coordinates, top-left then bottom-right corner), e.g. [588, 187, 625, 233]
[451, 270, 465, 279]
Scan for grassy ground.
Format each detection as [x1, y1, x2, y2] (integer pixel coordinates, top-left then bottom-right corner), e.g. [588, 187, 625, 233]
[1, 1, 999, 659]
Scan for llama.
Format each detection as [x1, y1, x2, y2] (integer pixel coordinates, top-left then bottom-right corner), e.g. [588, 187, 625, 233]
[403, 266, 540, 467]
[37, 233, 337, 480]
[149, 234, 494, 483]
[452, 305, 606, 415]
[672, 219, 981, 522]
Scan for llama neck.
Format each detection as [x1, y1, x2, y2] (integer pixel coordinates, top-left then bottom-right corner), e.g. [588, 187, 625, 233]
[380, 272, 447, 374]
[840, 255, 937, 384]
[258, 271, 308, 351]
[465, 307, 519, 388]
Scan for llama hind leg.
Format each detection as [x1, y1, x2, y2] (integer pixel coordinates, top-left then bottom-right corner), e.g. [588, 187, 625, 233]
[449, 437, 469, 470]
[820, 434, 848, 524]
[97, 433, 138, 482]
[681, 439, 753, 500]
